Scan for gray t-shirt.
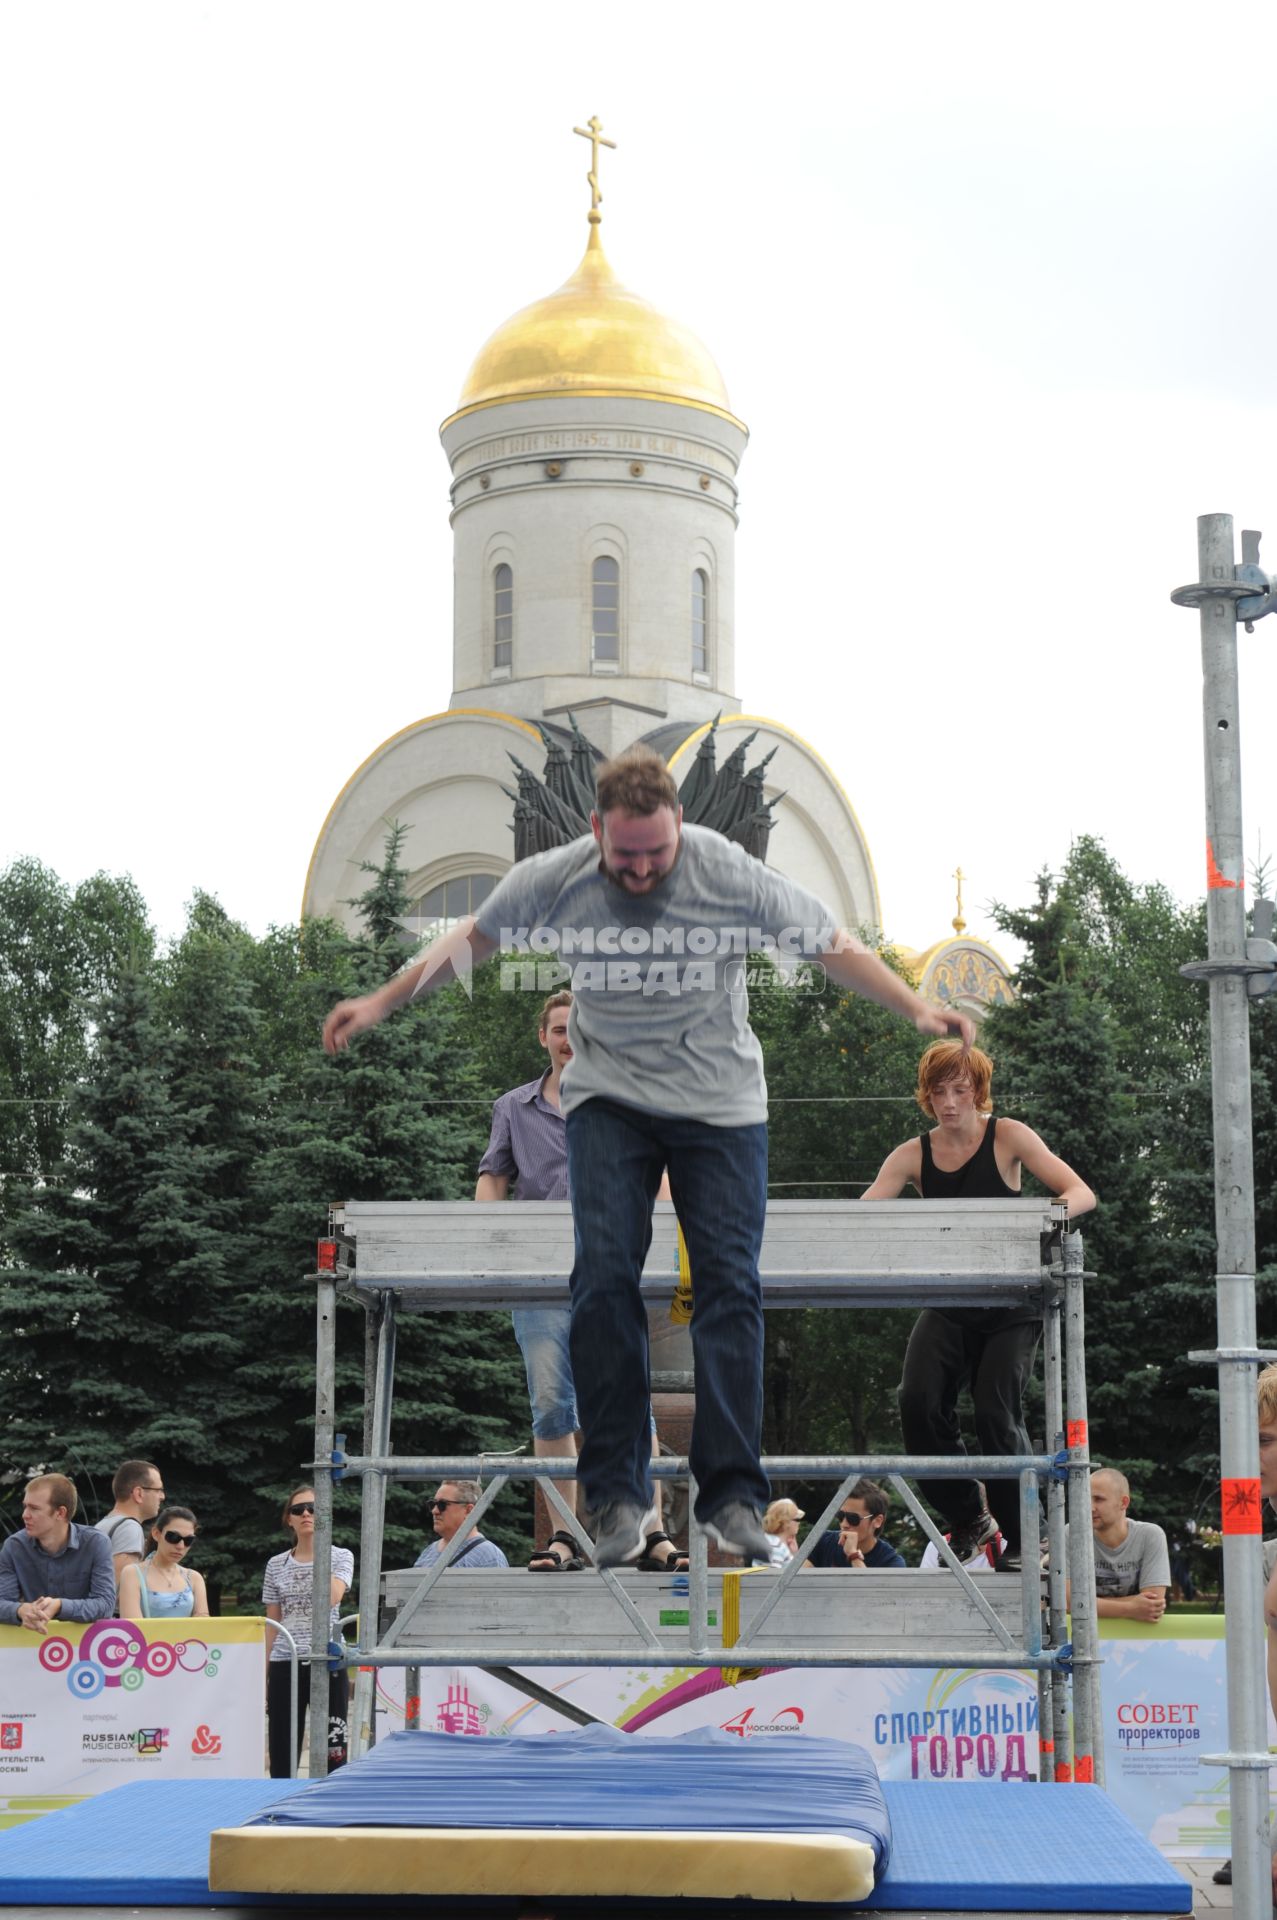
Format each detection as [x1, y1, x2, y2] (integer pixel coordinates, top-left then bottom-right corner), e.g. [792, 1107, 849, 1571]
[474, 824, 839, 1127]
[1090, 1519, 1171, 1597]
[95, 1514, 145, 1563]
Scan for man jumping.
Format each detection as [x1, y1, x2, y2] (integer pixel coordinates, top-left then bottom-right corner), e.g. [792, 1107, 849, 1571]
[325, 746, 972, 1565]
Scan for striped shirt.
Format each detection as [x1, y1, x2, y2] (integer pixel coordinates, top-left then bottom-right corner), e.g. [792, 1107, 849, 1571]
[477, 1073, 567, 1200]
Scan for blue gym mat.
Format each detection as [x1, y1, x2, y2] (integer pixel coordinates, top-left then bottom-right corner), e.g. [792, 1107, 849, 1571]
[248, 1725, 891, 1863]
[0, 1769, 1194, 1910]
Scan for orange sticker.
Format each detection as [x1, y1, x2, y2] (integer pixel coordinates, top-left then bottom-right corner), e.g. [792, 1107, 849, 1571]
[1040, 1738, 1055, 1753]
[1207, 838, 1243, 891]
[1075, 1755, 1095, 1783]
[1222, 1477, 1263, 1534]
[1066, 1419, 1088, 1450]
[1054, 1761, 1073, 1783]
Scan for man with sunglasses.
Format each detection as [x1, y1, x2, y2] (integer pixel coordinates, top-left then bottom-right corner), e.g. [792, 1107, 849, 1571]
[413, 1483, 508, 1570]
[807, 1479, 904, 1569]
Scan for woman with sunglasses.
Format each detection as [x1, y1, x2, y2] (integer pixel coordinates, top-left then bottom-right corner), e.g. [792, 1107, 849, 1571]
[118, 1506, 209, 1619]
[261, 1485, 354, 1779]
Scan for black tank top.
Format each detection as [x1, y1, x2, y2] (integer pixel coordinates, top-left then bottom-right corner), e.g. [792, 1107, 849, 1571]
[919, 1119, 1033, 1328]
[920, 1115, 1017, 1199]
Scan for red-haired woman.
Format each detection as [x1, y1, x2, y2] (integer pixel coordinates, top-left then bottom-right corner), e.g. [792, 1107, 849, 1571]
[863, 1040, 1094, 1572]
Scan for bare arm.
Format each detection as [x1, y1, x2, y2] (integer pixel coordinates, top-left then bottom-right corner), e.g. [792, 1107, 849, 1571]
[330, 1574, 348, 1608]
[113, 1548, 141, 1587]
[118, 1563, 144, 1622]
[475, 1172, 511, 1201]
[188, 1570, 210, 1619]
[822, 933, 976, 1047]
[999, 1119, 1096, 1218]
[324, 916, 498, 1054]
[862, 1139, 923, 1201]
[1095, 1589, 1167, 1622]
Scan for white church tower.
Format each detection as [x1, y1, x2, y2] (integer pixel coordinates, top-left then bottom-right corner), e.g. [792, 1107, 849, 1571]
[304, 122, 880, 935]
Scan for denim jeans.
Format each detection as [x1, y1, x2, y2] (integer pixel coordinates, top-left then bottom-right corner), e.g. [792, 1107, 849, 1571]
[511, 1308, 578, 1440]
[565, 1096, 770, 1523]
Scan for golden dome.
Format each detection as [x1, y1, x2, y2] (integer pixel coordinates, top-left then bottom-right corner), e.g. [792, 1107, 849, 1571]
[443, 229, 743, 429]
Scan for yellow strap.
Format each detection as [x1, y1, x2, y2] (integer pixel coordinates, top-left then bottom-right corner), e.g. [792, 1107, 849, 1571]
[670, 1221, 694, 1325]
[719, 1569, 766, 1686]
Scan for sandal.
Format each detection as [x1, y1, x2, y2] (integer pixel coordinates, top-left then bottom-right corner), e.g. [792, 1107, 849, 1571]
[636, 1529, 690, 1574]
[528, 1529, 584, 1572]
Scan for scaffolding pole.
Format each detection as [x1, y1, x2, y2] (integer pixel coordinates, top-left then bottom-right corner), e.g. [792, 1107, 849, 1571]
[1172, 511, 1271, 1920]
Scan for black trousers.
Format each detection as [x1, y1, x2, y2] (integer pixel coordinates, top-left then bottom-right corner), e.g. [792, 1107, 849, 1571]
[266, 1657, 349, 1778]
[898, 1310, 1041, 1551]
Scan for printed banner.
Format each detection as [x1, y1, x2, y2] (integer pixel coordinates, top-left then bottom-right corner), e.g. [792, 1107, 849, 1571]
[0, 1617, 266, 1828]
[1095, 1615, 1277, 1858]
[372, 1659, 1042, 1782]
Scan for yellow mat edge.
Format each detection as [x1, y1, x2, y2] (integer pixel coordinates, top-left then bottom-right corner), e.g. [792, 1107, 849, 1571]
[209, 1824, 875, 1903]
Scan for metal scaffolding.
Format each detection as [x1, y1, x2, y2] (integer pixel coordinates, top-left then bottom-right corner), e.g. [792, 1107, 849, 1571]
[305, 1195, 1101, 1792]
[1171, 512, 1277, 1920]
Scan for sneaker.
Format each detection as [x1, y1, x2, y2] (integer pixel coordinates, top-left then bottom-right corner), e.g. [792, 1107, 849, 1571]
[947, 1511, 1000, 1563]
[701, 1502, 774, 1565]
[591, 1502, 658, 1569]
[1213, 1859, 1232, 1886]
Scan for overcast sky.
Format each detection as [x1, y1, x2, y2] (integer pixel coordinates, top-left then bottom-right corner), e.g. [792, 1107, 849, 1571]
[5, 2, 1277, 960]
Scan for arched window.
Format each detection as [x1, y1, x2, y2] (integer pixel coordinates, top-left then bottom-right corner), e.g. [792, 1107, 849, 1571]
[591, 555, 620, 662]
[692, 569, 709, 675]
[493, 563, 513, 670]
[411, 873, 497, 939]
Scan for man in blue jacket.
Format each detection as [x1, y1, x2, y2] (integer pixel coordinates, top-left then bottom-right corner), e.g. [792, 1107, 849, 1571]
[807, 1478, 905, 1569]
[0, 1475, 116, 1631]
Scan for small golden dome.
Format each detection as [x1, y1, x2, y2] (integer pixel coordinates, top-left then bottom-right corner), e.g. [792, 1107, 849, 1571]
[444, 230, 742, 428]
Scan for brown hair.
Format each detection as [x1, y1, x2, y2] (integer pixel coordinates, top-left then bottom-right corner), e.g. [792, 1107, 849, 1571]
[1260, 1365, 1277, 1428]
[849, 1477, 889, 1526]
[916, 1041, 994, 1118]
[27, 1473, 77, 1520]
[594, 746, 678, 819]
[111, 1459, 160, 1502]
[538, 990, 572, 1033]
[280, 1485, 314, 1529]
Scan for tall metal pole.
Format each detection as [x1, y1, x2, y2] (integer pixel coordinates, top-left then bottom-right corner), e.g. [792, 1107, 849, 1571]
[309, 1267, 338, 1782]
[1191, 513, 1268, 1920]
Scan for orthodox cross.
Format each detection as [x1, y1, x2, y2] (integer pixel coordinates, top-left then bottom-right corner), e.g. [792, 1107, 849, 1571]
[952, 866, 967, 936]
[573, 115, 617, 224]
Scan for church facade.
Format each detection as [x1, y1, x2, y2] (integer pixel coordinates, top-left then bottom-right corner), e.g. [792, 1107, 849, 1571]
[302, 132, 1012, 1012]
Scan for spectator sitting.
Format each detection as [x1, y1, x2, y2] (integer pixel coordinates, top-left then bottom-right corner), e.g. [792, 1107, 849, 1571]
[94, 1459, 165, 1592]
[806, 1479, 905, 1569]
[0, 1474, 115, 1632]
[414, 1482, 509, 1569]
[118, 1505, 209, 1620]
[763, 1497, 804, 1566]
[1069, 1467, 1170, 1622]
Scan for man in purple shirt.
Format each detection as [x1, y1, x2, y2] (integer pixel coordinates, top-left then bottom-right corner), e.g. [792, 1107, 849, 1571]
[476, 992, 682, 1572]
[0, 1474, 116, 1630]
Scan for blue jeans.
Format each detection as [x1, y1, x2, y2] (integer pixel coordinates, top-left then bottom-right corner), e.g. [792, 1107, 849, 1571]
[565, 1097, 770, 1523]
[511, 1308, 578, 1440]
